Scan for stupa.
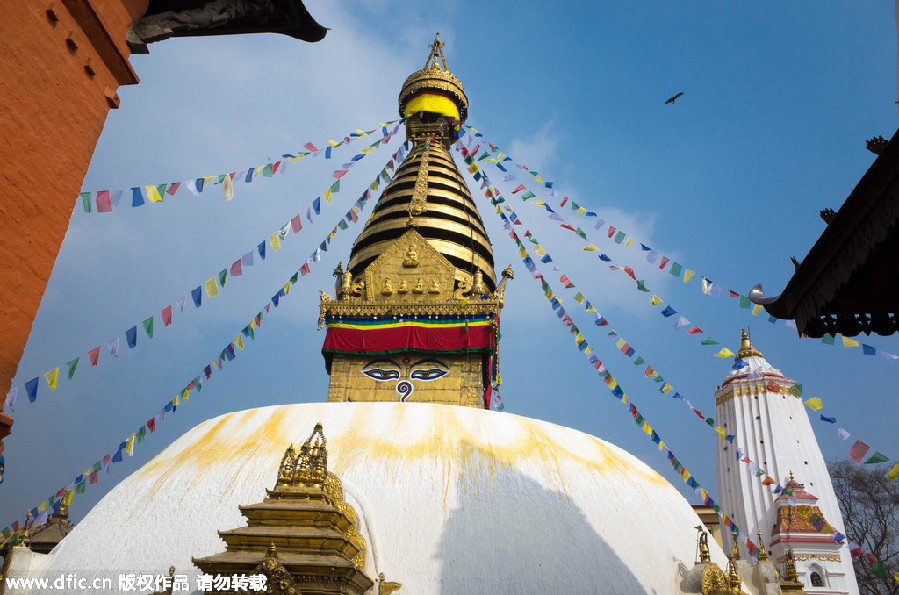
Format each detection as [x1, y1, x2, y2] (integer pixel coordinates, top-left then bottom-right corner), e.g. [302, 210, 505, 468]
[4, 35, 754, 594]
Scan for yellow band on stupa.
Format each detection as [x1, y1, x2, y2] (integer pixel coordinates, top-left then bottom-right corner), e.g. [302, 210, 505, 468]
[404, 92, 461, 120]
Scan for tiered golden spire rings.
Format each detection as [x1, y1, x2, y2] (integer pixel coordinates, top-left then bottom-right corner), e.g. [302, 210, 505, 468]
[276, 422, 328, 487]
[398, 33, 468, 121]
[735, 328, 763, 360]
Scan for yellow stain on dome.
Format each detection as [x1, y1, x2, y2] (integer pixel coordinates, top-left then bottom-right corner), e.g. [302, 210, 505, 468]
[131, 404, 668, 509]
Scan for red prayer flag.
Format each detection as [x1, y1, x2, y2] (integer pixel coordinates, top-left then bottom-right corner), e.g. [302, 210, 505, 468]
[304, 142, 318, 152]
[55, 487, 66, 498]
[511, 184, 526, 194]
[89, 470, 98, 484]
[230, 259, 242, 277]
[728, 289, 740, 298]
[161, 305, 173, 327]
[560, 224, 576, 232]
[659, 256, 670, 270]
[849, 440, 870, 462]
[300, 263, 311, 276]
[692, 408, 705, 420]
[96, 190, 112, 212]
[560, 196, 569, 207]
[623, 266, 636, 280]
[290, 214, 303, 233]
[147, 418, 156, 434]
[272, 161, 281, 174]
[88, 346, 101, 367]
[687, 326, 703, 334]
[762, 476, 775, 485]
[333, 169, 349, 179]
[165, 182, 181, 196]
[560, 274, 574, 287]
[607, 226, 616, 239]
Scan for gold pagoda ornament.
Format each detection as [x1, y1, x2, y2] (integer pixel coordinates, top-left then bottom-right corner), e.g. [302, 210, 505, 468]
[319, 35, 507, 410]
[192, 423, 373, 594]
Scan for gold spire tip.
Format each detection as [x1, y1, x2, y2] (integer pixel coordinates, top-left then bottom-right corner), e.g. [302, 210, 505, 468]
[735, 328, 763, 360]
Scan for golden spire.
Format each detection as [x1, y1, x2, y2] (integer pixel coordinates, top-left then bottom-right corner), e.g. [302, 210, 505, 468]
[735, 328, 763, 360]
[784, 549, 800, 582]
[756, 531, 769, 562]
[425, 32, 448, 70]
[730, 528, 741, 560]
[697, 527, 711, 563]
[727, 556, 742, 592]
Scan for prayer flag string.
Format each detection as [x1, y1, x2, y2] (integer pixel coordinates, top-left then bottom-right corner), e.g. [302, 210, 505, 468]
[4, 134, 407, 412]
[459, 125, 899, 363]
[78, 119, 403, 213]
[0, 150, 395, 545]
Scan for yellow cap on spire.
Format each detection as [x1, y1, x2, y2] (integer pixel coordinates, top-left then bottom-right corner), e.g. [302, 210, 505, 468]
[736, 328, 763, 360]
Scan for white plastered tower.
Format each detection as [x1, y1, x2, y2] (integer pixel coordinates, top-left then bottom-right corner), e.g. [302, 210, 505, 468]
[714, 331, 858, 593]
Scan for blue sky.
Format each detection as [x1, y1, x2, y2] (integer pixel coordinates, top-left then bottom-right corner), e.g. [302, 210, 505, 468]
[3, 1, 898, 535]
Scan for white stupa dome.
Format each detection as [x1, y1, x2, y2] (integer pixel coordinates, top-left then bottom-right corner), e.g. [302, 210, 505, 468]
[26, 402, 729, 593]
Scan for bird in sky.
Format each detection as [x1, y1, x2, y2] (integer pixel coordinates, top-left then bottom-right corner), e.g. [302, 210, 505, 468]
[665, 92, 684, 104]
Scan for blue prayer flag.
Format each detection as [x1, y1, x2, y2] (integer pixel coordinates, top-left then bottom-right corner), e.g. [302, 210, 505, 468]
[257, 241, 266, 260]
[24, 377, 38, 402]
[599, 254, 612, 262]
[131, 187, 144, 207]
[820, 415, 837, 424]
[191, 286, 202, 307]
[313, 197, 321, 215]
[661, 306, 676, 318]
[126, 326, 137, 348]
[245, 168, 255, 183]
[862, 344, 876, 355]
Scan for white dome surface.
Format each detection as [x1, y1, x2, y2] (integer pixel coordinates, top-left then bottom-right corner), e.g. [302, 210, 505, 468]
[36, 402, 728, 594]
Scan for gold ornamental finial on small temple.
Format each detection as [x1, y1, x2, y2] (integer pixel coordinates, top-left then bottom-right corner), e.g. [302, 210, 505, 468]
[697, 526, 711, 563]
[735, 328, 763, 360]
[756, 531, 769, 562]
[425, 32, 448, 70]
[731, 528, 741, 560]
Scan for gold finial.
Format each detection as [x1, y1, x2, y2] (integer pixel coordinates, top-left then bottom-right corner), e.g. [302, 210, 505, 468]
[378, 572, 403, 595]
[267, 541, 278, 559]
[697, 527, 711, 563]
[425, 32, 448, 70]
[784, 549, 800, 582]
[727, 556, 742, 592]
[730, 528, 741, 560]
[735, 328, 763, 360]
[756, 531, 769, 562]
[788, 470, 795, 482]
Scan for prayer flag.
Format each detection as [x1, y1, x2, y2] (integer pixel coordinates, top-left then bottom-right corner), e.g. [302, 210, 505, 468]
[269, 232, 281, 251]
[650, 296, 663, 306]
[673, 316, 690, 330]
[661, 306, 676, 318]
[45, 368, 58, 391]
[886, 463, 899, 480]
[738, 296, 752, 309]
[862, 344, 876, 355]
[241, 251, 254, 267]
[820, 415, 836, 423]
[849, 440, 870, 462]
[217, 269, 227, 287]
[291, 214, 303, 233]
[161, 305, 173, 327]
[107, 336, 119, 357]
[204, 277, 219, 297]
[842, 336, 859, 348]
[141, 316, 154, 339]
[715, 348, 734, 358]
[837, 427, 850, 440]
[81, 191, 92, 212]
[88, 346, 101, 366]
[863, 451, 889, 464]
[126, 326, 137, 348]
[230, 259, 242, 277]
[788, 384, 803, 397]
[687, 326, 703, 334]
[4, 388, 17, 412]
[257, 241, 266, 260]
[821, 333, 835, 345]
[66, 357, 79, 380]
[96, 190, 112, 212]
[803, 397, 823, 411]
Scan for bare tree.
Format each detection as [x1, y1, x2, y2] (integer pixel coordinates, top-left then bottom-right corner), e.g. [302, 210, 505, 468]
[829, 459, 899, 595]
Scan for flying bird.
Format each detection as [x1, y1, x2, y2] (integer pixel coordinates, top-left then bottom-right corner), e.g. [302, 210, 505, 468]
[665, 92, 684, 105]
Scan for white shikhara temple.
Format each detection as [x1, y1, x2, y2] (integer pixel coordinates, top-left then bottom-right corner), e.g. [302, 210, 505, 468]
[715, 331, 857, 594]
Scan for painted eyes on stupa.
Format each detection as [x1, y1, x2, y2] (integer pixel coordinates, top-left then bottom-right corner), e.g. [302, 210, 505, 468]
[362, 369, 400, 381]
[410, 368, 448, 381]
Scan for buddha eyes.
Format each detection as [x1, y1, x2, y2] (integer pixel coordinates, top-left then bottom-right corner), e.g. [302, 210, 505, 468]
[363, 369, 400, 381]
[410, 368, 448, 381]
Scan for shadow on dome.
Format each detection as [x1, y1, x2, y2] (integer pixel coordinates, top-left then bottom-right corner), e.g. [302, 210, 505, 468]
[434, 438, 647, 594]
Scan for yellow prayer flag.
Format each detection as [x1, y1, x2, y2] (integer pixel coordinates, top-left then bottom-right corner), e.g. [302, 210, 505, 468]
[181, 388, 189, 401]
[496, 374, 502, 385]
[234, 335, 245, 350]
[661, 383, 673, 393]
[650, 295, 663, 306]
[616, 338, 626, 350]
[38, 501, 47, 512]
[223, 175, 234, 201]
[583, 244, 599, 252]
[146, 185, 163, 202]
[370, 178, 379, 191]
[323, 187, 332, 203]
[803, 397, 824, 411]
[126, 434, 135, 455]
[518, 246, 527, 258]
[535, 176, 544, 183]
[575, 334, 586, 346]
[715, 348, 734, 358]
[203, 176, 215, 186]
[624, 237, 634, 248]
[576, 207, 586, 215]
[606, 378, 617, 390]
[283, 282, 291, 296]
[887, 463, 899, 480]
[533, 245, 546, 256]
[327, 139, 340, 147]
[62, 490, 74, 506]
[585, 304, 597, 313]
[584, 346, 593, 356]
[715, 426, 726, 438]
[269, 232, 281, 251]
[204, 277, 219, 297]
[574, 293, 585, 303]
[658, 440, 666, 451]
[752, 304, 764, 315]
[173, 395, 180, 407]
[684, 269, 695, 283]
[643, 421, 652, 435]
[842, 336, 859, 348]
[360, 146, 374, 154]
[45, 367, 59, 391]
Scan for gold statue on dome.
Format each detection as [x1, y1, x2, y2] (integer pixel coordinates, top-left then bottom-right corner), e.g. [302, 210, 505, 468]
[413, 278, 424, 294]
[428, 279, 441, 294]
[397, 279, 408, 294]
[381, 277, 393, 296]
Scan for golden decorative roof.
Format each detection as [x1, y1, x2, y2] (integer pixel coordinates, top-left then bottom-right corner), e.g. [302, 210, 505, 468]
[735, 328, 763, 360]
[398, 33, 468, 121]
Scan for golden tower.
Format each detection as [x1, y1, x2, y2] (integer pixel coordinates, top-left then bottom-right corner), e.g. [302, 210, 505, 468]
[319, 34, 511, 408]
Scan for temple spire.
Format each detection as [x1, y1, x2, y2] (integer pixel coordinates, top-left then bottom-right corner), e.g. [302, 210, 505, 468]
[425, 33, 448, 70]
[735, 328, 762, 360]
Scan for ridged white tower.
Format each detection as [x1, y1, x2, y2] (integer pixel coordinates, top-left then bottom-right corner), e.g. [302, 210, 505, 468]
[714, 331, 857, 593]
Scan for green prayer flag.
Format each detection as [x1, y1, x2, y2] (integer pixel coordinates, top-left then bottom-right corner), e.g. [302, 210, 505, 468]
[137, 425, 147, 442]
[706, 418, 715, 426]
[738, 295, 752, 309]
[76, 480, 86, 494]
[614, 231, 625, 244]
[290, 272, 299, 285]
[871, 562, 888, 577]
[864, 451, 889, 464]
[217, 174, 225, 183]
[821, 333, 835, 345]
[81, 192, 92, 213]
[380, 169, 390, 183]
[464, 155, 474, 165]
[669, 262, 682, 277]
[263, 163, 273, 177]
[673, 461, 682, 472]
[338, 219, 349, 230]
[331, 179, 340, 193]
[142, 316, 154, 339]
[575, 227, 587, 240]
[247, 326, 255, 340]
[788, 384, 803, 397]
[218, 269, 227, 287]
[520, 190, 536, 200]
[66, 357, 79, 380]
[636, 280, 650, 292]
[700, 337, 720, 346]
[755, 469, 766, 477]
[634, 356, 645, 366]
[92, 461, 102, 472]
[713, 504, 721, 513]
[653, 376, 664, 383]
